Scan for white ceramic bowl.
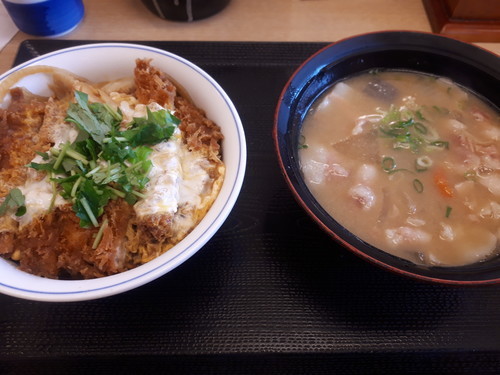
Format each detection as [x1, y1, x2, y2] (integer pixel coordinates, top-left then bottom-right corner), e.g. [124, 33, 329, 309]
[0, 43, 246, 302]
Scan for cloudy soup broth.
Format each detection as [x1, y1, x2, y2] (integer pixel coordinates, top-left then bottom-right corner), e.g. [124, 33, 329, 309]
[299, 71, 500, 266]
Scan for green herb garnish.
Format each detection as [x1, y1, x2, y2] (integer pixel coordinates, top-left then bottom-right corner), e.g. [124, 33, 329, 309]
[445, 206, 452, 218]
[432, 105, 450, 115]
[413, 179, 424, 193]
[415, 110, 426, 121]
[298, 135, 308, 150]
[122, 107, 179, 147]
[379, 116, 426, 153]
[92, 218, 109, 249]
[0, 188, 26, 217]
[65, 91, 113, 145]
[382, 156, 396, 172]
[378, 107, 449, 154]
[429, 141, 449, 149]
[415, 156, 433, 172]
[377, 105, 454, 197]
[413, 122, 427, 135]
[464, 170, 476, 181]
[28, 90, 180, 237]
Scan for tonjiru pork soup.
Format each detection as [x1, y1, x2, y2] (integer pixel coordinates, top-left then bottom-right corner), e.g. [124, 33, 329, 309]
[299, 71, 500, 267]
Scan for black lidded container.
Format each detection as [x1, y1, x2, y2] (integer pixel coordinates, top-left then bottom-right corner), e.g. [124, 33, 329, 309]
[141, 0, 230, 22]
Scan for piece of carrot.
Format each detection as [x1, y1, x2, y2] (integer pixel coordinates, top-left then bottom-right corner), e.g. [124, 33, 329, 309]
[433, 169, 453, 198]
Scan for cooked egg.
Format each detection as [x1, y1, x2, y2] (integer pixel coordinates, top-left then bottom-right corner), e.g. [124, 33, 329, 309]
[16, 177, 65, 228]
[133, 127, 213, 228]
[13, 96, 213, 236]
[119, 100, 214, 225]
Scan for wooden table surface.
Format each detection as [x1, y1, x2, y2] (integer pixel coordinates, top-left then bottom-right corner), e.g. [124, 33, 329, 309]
[0, 0, 499, 74]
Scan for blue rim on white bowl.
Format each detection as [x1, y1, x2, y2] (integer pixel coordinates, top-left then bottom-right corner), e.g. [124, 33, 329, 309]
[0, 43, 247, 301]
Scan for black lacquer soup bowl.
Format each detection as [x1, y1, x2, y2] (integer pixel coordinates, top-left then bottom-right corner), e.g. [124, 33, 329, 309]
[274, 31, 500, 285]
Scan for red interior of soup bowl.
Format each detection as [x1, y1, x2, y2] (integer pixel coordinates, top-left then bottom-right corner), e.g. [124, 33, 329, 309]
[273, 31, 500, 285]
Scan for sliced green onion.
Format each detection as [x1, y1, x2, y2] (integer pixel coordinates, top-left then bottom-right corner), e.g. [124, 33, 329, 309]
[429, 141, 449, 149]
[388, 168, 414, 175]
[382, 156, 396, 172]
[415, 110, 426, 121]
[433, 105, 450, 114]
[464, 170, 476, 180]
[413, 178, 424, 193]
[298, 135, 308, 149]
[399, 118, 414, 128]
[393, 142, 411, 150]
[444, 206, 452, 217]
[415, 156, 433, 172]
[445, 206, 452, 218]
[92, 218, 108, 249]
[414, 122, 427, 134]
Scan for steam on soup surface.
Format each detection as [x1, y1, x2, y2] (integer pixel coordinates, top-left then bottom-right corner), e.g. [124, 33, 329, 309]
[299, 71, 500, 267]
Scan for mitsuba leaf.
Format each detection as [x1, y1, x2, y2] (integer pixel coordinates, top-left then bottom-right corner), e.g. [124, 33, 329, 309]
[101, 140, 134, 164]
[73, 179, 113, 227]
[21, 91, 176, 228]
[66, 91, 112, 145]
[15, 206, 27, 217]
[0, 188, 26, 217]
[27, 161, 56, 172]
[123, 108, 177, 147]
[9, 188, 25, 207]
[89, 102, 122, 128]
[55, 174, 80, 199]
[124, 192, 138, 205]
[35, 151, 50, 160]
[132, 146, 153, 163]
[61, 158, 77, 172]
[87, 138, 99, 161]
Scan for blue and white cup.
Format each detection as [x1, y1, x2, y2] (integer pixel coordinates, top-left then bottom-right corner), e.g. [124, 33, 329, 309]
[2, 0, 84, 37]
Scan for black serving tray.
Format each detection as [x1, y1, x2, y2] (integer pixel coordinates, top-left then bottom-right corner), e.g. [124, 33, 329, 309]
[1, 40, 500, 375]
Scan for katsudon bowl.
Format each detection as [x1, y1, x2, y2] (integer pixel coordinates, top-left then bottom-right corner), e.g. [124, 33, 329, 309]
[274, 31, 500, 285]
[0, 43, 246, 301]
